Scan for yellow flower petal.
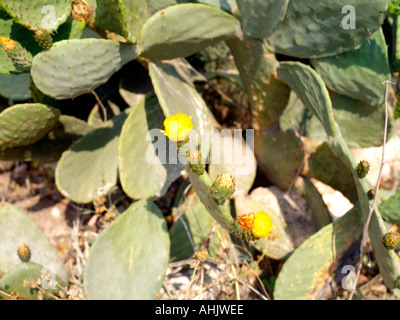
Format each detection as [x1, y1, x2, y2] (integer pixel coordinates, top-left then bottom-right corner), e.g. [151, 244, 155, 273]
[251, 211, 273, 239]
[162, 113, 193, 142]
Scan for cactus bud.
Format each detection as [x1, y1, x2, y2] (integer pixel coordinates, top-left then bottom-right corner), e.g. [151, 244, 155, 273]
[382, 232, 400, 250]
[0, 36, 32, 71]
[34, 29, 53, 50]
[186, 149, 205, 175]
[356, 160, 370, 179]
[17, 242, 31, 263]
[230, 218, 256, 242]
[367, 189, 375, 200]
[210, 173, 236, 203]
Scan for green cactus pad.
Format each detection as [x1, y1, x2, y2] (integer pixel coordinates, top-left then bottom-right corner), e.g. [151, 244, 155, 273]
[139, 3, 241, 60]
[84, 200, 170, 300]
[118, 92, 183, 200]
[169, 190, 220, 261]
[55, 111, 128, 204]
[265, 0, 390, 59]
[307, 142, 358, 203]
[0, 261, 65, 300]
[0, 73, 31, 100]
[296, 177, 332, 230]
[53, 19, 86, 42]
[29, 76, 59, 107]
[273, 206, 363, 300]
[277, 61, 338, 138]
[95, 0, 149, 43]
[254, 129, 304, 191]
[0, 202, 68, 283]
[2, 40, 33, 71]
[226, 38, 290, 130]
[307, 93, 394, 148]
[379, 190, 400, 224]
[279, 91, 309, 134]
[0, 103, 60, 149]
[31, 39, 139, 99]
[235, 195, 294, 259]
[147, 0, 237, 14]
[236, 0, 289, 39]
[208, 130, 256, 197]
[149, 59, 214, 134]
[0, 10, 42, 74]
[311, 29, 390, 107]
[0, 0, 72, 31]
[0, 115, 92, 161]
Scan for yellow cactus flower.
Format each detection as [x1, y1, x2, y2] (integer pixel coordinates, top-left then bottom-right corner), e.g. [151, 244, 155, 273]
[161, 113, 193, 142]
[0, 36, 17, 52]
[251, 210, 273, 239]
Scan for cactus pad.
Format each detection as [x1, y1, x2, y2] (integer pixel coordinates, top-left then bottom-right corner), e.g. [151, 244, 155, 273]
[118, 92, 183, 200]
[0, 103, 60, 149]
[236, 0, 289, 39]
[254, 129, 304, 190]
[208, 130, 257, 197]
[0, 73, 31, 100]
[265, 0, 390, 59]
[84, 201, 170, 299]
[0, 0, 72, 31]
[273, 206, 363, 299]
[56, 111, 127, 204]
[149, 59, 214, 134]
[277, 61, 338, 138]
[0, 261, 65, 300]
[0, 36, 32, 71]
[95, 0, 150, 42]
[311, 29, 390, 107]
[31, 39, 139, 99]
[139, 3, 241, 60]
[0, 202, 68, 283]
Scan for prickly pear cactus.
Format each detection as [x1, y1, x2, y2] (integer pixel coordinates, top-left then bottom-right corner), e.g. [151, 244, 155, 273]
[0, 0, 398, 301]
